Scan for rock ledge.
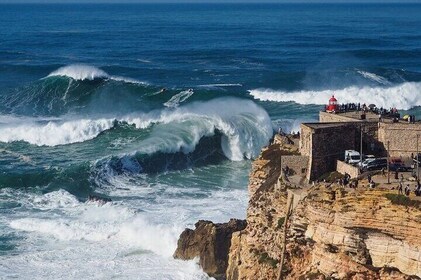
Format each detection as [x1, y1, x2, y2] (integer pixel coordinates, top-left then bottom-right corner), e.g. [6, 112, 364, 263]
[174, 219, 247, 279]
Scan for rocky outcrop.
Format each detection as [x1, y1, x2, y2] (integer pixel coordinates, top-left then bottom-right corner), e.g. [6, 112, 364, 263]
[174, 219, 246, 279]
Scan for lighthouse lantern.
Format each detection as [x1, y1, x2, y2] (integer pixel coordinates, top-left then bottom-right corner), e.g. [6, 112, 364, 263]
[326, 95, 339, 113]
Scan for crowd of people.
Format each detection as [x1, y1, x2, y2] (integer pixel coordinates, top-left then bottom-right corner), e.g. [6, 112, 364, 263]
[333, 170, 421, 197]
[336, 102, 360, 112]
[327, 102, 405, 120]
[397, 178, 421, 197]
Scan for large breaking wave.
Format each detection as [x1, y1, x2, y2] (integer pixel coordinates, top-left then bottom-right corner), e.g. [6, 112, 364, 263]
[46, 64, 146, 84]
[0, 64, 155, 117]
[0, 98, 272, 161]
[249, 81, 421, 110]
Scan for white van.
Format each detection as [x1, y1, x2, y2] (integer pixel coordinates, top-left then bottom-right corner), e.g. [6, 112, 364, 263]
[345, 150, 361, 165]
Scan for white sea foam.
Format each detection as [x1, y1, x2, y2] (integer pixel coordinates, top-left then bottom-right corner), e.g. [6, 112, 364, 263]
[272, 118, 317, 134]
[197, 83, 243, 88]
[164, 89, 194, 108]
[2, 177, 247, 279]
[249, 82, 421, 110]
[32, 189, 80, 210]
[109, 75, 147, 85]
[9, 194, 177, 251]
[0, 118, 115, 146]
[47, 64, 109, 81]
[46, 64, 146, 84]
[357, 70, 392, 85]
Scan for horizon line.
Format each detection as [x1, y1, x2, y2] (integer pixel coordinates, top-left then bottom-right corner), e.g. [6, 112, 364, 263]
[1, 1, 420, 3]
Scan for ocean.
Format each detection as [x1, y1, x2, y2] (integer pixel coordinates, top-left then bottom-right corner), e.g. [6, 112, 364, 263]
[0, 3, 421, 279]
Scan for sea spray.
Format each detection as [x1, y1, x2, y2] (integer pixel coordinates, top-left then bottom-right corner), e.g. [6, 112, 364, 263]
[249, 82, 421, 110]
[47, 65, 109, 81]
[47, 64, 147, 85]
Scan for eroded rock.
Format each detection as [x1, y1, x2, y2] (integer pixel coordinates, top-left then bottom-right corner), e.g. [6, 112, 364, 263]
[174, 219, 246, 279]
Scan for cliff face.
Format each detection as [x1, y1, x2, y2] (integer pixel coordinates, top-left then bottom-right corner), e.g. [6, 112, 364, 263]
[285, 186, 421, 279]
[226, 139, 289, 280]
[174, 136, 421, 279]
[174, 219, 247, 280]
[226, 137, 421, 280]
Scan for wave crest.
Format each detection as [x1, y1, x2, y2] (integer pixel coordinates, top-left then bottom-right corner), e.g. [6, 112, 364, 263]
[47, 64, 109, 81]
[0, 118, 115, 146]
[46, 64, 146, 84]
[249, 82, 421, 110]
[357, 70, 392, 85]
[0, 98, 272, 161]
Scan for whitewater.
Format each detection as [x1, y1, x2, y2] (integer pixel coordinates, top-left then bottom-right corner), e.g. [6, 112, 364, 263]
[0, 64, 273, 279]
[1, 3, 421, 280]
[47, 64, 147, 85]
[250, 81, 421, 110]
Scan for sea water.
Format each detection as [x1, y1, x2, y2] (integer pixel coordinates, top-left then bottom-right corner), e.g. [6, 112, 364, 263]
[1, 3, 421, 279]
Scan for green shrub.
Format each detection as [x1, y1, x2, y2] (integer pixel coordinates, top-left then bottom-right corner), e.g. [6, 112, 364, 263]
[299, 272, 326, 280]
[258, 252, 279, 268]
[277, 217, 285, 229]
[384, 194, 421, 209]
[318, 171, 344, 183]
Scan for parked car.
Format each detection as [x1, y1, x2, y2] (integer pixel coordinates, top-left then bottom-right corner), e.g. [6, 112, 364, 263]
[389, 158, 411, 172]
[345, 150, 361, 165]
[364, 155, 375, 160]
[361, 158, 387, 171]
[359, 158, 376, 169]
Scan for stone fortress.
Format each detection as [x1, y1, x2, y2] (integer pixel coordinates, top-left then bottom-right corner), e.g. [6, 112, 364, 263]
[285, 97, 421, 181]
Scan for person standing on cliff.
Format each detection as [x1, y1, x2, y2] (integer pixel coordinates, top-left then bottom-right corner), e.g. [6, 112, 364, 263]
[398, 184, 403, 194]
[381, 168, 386, 177]
[405, 184, 411, 196]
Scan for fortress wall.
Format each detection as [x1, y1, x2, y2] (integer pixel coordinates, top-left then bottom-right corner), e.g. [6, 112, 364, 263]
[300, 114, 421, 181]
[378, 122, 421, 157]
[319, 112, 381, 153]
[299, 124, 313, 157]
[309, 124, 358, 180]
[319, 111, 363, 123]
[280, 155, 309, 177]
[336, 160, 360, 179]
[300, 123, 359, 181]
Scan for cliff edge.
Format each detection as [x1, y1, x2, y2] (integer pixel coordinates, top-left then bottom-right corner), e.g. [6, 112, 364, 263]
[175, 135, 421, 279]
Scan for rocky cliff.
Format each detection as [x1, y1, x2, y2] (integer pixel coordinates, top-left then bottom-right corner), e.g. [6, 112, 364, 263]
[174, 219, 247, 279]
[175, 135, 421, 279]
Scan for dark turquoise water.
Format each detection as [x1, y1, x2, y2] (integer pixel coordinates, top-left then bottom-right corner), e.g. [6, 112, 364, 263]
[1, 3, 421, 279]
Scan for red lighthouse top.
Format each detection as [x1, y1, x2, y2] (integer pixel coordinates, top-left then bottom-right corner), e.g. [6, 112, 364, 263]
[326, 95, 339, 113]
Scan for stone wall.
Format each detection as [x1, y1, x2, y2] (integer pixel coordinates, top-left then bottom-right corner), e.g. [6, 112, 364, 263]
[378, 122, 421, 157]
[300, 113, 421, 180]
[336, 160, 360, 178]
[299, 124, 313, 157]
[280, 155, 309, 177]
[300, 123, 360, 181]
[319, 111, 364, 123]
[310, 124, 359, 180]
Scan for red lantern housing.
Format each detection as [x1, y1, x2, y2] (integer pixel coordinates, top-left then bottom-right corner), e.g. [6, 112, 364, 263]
[326, 95, 339, 113]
